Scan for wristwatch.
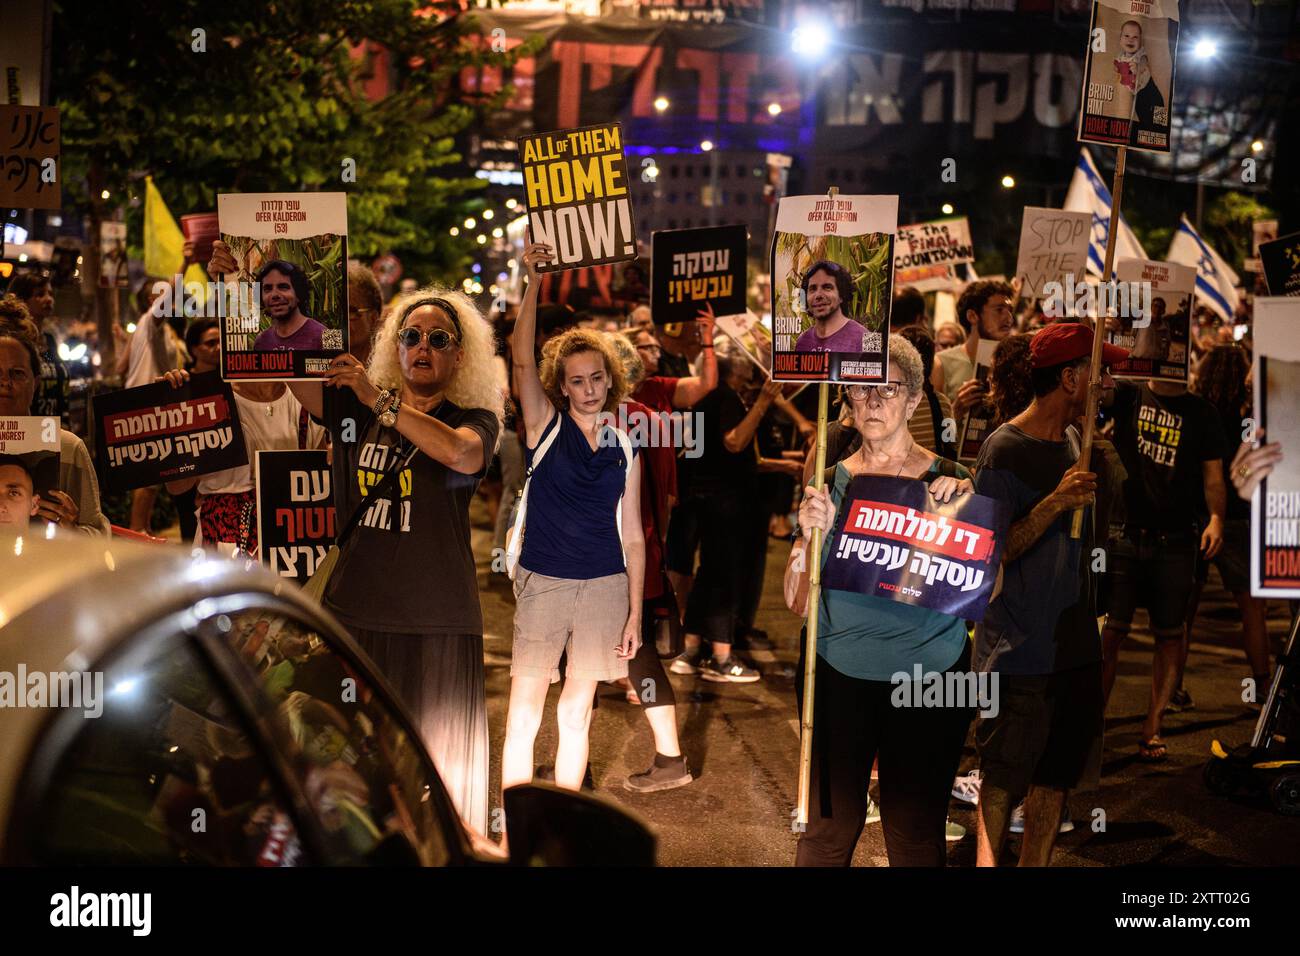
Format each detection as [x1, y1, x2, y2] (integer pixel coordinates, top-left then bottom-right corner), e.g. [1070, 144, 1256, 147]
[379, 396, 400, 428]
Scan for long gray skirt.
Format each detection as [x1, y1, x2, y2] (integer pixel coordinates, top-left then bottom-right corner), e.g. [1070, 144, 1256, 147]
[349, 629, 489, 837]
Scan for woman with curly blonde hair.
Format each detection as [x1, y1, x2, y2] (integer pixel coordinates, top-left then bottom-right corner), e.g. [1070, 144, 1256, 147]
[285, 281, 504, 837]
[501, 241, 644, 800]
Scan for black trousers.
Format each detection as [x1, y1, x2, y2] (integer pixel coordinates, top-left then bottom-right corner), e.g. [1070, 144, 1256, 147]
[796, 642, 973, 867]
[682, 490, 750, 647]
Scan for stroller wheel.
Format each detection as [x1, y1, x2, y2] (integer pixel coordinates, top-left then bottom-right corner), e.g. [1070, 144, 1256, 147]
[1203, 756, 1241, 796]
[1270, 773, 1300, 816]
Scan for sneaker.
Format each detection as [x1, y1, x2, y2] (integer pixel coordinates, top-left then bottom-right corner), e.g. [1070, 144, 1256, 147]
[1166, 687, 1195, 713]
[668, 650, 703, 675]
[945, 819, 967, 842]
[951, 769, 983, 806]
[700, 655, 761, 683]
[864, 797, 881, 824]
[623, 756, 692, 793]
[1008, 800, 1073, 834]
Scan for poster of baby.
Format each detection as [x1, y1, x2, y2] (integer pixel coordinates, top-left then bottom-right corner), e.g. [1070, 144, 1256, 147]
[1077, 0, 1180, 153]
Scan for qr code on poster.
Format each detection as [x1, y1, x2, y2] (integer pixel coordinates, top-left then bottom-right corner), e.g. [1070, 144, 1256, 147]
[322, 329, 343, 350]
[1153, 107, 1168, 126]
[863, 332, 883, 353]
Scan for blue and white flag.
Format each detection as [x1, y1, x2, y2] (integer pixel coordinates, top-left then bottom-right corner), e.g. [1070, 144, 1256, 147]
[1167, 215, 1241, 323]
[1063, 148, 1147, 276]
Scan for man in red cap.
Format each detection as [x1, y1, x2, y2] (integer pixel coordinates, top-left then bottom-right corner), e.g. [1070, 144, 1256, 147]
[970, 323, 1126, 867]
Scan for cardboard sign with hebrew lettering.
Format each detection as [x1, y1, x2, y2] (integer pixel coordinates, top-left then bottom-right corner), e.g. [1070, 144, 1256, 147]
[651, 225, 747, 325]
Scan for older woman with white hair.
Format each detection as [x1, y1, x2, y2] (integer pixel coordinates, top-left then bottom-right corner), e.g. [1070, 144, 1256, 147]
[287, 285, 503, 837]
[785, 333, 978, 867]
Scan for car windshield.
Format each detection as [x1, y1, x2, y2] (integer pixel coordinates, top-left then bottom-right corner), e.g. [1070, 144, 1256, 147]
[211, 607, 456, 866]
[28, 633, 311, 866]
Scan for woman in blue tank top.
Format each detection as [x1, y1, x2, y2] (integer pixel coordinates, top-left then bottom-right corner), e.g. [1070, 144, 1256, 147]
[501, 241, 645, 806]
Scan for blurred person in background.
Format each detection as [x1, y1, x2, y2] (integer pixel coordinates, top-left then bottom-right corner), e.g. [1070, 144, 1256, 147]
[347, 261, 385, 366]
[6, 272, 67, 424]
[934, 322, 965, 351]
[934, 279, 1016, 422]
[0, 301, 110, 536]
[897, 326, 956, 460]
[891, 286, 929, 334]
[1184, 344, 1271, 704]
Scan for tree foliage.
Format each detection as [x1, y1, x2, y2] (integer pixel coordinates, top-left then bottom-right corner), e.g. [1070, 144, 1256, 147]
[52, 0, 534, 282]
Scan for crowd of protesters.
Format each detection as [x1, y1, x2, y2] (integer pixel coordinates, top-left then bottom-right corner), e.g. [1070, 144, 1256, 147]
[0, 247, 1283, 867]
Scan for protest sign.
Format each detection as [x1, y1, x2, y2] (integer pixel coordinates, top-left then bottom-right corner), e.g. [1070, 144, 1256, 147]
[1077, 0, 1180, 152]
[1251, 298, 1300, 597]
[1107, 258, 1195, 383]
[99, 221, 129, 289]
[256, 450, 336, 584]
[821, 475, 1009, 621]
[520, 122, 636, 273]
[216, 192, 348, 381]
[1260, 231, 1300, 297]
[93, 372, 247, 494]
[770, 194, 897, 383]
[0, 415, 60, 501]
[651, 224, 747, 325]
[0, 105, 60, 209]
[1014, 207, 1092, 298]
[895, 218, 973, 272]
[1244, 219, 1278, 274]
[957, 339, 999, 465]
[715, 309, 772, 376]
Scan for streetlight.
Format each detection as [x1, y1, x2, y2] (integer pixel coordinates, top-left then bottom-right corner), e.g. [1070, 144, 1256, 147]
[767, 102, 782, 117]
[1000, 175, 1016, 189]
[449, 226, 460, 236]
[505, 198, 518, 209]
[653, 96, 670, 113]
[477, 234, 487, 244]
[1193, 37, 1218, 59]
[700, 140, 714, 152]
[464, 217, 476, 229]
[492, 227, 504, 238]
[1251, 140, 1265, 154]
[482, 209, 494, 220]
[100, 189, 110, 200]
[644, 164, 659, 180]
[791, 23, 829, 58]
[941, 203, 954, 215]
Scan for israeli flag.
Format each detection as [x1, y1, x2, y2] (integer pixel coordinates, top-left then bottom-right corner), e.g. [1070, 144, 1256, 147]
[1167, 215, 1241, 324]
[1063, 148, 1147, 276]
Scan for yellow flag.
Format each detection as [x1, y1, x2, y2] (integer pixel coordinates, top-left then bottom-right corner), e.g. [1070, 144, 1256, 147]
[144, 175, 184, 279]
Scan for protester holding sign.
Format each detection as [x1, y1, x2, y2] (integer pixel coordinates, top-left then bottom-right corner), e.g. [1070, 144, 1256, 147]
[160, 368, 326, 556]
[0, 304, 110, 536]
[784, 334, 977, 867]
[933, 279, 1016, 419]
[501, 241, 644, 800]
[972, 323, 1126, 867]
[278, 278, 503, 836]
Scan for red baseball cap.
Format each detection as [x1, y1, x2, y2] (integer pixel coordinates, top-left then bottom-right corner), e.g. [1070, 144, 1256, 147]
[1030, 322, 1129, 369]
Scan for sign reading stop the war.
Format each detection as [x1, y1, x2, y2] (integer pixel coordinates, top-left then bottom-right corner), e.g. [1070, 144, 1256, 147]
[1014, 208, 1092, 299]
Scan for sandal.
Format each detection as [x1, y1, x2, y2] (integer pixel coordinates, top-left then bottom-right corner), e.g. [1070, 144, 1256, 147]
[1138, 736, 1167, 762]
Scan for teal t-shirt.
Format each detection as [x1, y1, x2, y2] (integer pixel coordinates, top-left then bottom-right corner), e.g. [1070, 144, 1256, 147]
[815, 459, 972, 681]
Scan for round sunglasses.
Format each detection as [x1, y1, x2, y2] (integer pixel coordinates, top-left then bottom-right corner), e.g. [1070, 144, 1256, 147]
[398, 327, 458, 350]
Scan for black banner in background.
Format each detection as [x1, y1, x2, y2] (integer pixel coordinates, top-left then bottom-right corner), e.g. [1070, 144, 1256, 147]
[92, 372, 247, 494]
[457, 9, 1290, 187]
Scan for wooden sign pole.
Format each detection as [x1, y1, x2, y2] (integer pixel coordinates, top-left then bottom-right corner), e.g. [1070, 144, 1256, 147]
[796, 186, 838, 826]
[1071, 145, 1127, 538]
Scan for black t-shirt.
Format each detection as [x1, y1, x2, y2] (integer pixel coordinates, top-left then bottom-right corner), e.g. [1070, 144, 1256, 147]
[35, 332, 69, 423]
[679, 383, 756, 497]
[1111, 383, 1227, 532]
[1214, 404, 1251, 522]
[320, 387, 499, 635]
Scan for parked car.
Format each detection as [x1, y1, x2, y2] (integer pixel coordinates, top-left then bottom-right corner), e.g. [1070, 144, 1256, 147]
[0, 536, 655, 866]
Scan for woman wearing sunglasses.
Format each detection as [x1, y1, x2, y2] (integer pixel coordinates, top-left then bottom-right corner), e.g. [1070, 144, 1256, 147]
[500, 242, 645, 801]
[283, 283, 504, 839]
[785, 333, 978, 867]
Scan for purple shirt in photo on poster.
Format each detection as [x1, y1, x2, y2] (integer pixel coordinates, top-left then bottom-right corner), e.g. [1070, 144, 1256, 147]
[254, 318, 327, 351]
[795, 318, 869, 354]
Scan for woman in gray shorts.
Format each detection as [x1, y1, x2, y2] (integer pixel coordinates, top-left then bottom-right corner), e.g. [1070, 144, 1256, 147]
[502, 241, 645, 795]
